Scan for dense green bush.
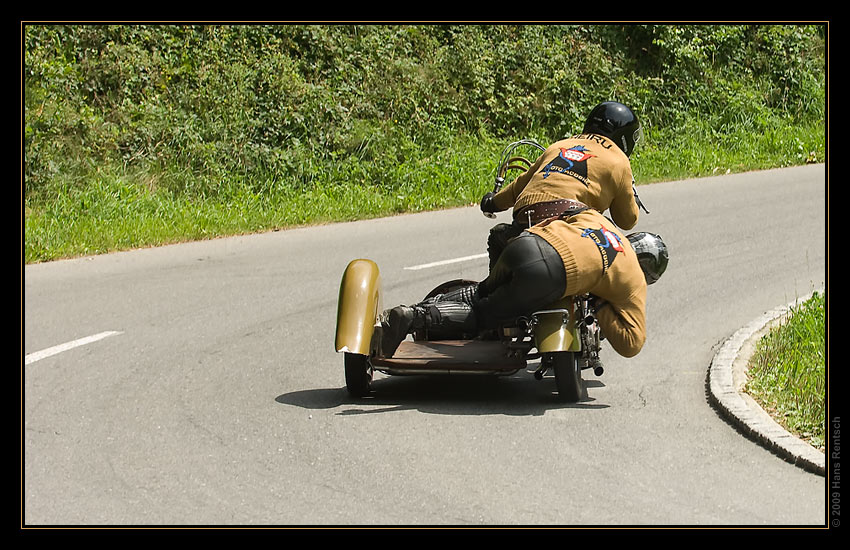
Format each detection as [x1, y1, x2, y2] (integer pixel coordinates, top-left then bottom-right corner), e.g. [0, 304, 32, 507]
[24, 24, 825, 261]
[24, 24, 824, 194]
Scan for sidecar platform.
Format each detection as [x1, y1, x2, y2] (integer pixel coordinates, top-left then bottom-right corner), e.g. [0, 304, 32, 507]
[370, 340, 526, 375]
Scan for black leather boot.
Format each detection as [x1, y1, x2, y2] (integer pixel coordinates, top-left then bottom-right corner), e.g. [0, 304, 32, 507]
[381, 299, 480, 357]
[380, 305, 420, 358]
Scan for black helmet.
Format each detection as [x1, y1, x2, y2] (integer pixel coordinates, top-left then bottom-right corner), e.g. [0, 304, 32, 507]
[627, 232, 668, 285]
[583, 101, 642, 157]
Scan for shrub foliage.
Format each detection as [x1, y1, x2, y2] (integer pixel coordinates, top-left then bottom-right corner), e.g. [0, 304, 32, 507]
[25, 24, 824, 200]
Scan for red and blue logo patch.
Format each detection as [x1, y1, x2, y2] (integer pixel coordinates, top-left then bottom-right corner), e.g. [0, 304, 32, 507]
[580, 225, 624, 274]
[542, 145, 596, 183]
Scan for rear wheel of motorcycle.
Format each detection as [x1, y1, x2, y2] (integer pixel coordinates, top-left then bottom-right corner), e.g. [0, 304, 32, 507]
[344, 353, 373, 397]
[550, 352, 582, 402]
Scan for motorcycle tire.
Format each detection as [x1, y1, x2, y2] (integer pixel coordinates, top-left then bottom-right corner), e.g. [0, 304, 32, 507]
[549, 352, 583, 402]
[344, 353, 373, 397]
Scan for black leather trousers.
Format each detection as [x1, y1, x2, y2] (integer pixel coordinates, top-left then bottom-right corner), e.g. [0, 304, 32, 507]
[424, 231, 566, 333]
[475, 231, 567, 327]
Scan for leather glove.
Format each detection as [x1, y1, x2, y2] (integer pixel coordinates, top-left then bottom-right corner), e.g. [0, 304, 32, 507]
[480, 192, 496, 214]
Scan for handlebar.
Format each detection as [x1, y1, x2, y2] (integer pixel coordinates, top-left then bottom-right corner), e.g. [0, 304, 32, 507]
[492, 139, 545, 193]
[484, 139, 546, 218]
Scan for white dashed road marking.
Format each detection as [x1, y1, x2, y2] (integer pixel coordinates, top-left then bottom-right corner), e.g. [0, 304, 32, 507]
[25, 331, 123, 365]
[403, 253, 488, 271]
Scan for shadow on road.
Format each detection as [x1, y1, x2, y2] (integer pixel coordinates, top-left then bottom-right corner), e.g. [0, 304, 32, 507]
[276, 373, 609, 417]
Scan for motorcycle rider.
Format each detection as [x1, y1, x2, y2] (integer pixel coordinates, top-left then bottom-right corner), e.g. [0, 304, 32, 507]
[380, 207, 668, 360]
[481, 101, 644, 267]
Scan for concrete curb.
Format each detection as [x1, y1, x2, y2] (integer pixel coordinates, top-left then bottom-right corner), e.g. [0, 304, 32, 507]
[707, 289, 825, 476]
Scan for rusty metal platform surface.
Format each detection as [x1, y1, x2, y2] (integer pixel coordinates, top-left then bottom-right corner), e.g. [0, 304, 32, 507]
[371, 339, 525, 371]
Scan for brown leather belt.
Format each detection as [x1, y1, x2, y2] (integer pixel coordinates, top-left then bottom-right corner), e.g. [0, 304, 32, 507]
[514, 199, 590, 227]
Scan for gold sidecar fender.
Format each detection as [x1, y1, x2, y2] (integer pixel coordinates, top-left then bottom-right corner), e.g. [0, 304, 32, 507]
[335, 259, 383, 356]
[531, 297, 581, 353]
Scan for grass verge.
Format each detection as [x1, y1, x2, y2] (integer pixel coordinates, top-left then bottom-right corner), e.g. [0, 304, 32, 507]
[745, 291, 826, 452]
[23, 118, 825, 264]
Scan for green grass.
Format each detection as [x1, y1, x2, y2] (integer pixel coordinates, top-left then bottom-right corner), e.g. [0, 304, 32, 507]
[23, 129, 498, 262]
[745, 292, 826, 451]
[24, 168, 484, 261]
[23, 133, 496, 262]
[23, 117, 824, 264]
[636, 119, 824, 182]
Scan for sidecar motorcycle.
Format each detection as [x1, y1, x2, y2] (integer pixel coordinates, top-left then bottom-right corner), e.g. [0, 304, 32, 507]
[334, 139, 608, 402]
[334, 263, 605, 402]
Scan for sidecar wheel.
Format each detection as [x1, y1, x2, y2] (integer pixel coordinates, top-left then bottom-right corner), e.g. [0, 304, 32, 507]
[344, 353, 373, 397]
[550, 352, 583, 402]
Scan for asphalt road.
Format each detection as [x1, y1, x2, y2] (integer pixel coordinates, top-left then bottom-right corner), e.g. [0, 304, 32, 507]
[23, 164, 827, 526]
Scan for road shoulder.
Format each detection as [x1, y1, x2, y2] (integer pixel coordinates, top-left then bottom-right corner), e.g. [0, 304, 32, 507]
[707, 290, 825, 476]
